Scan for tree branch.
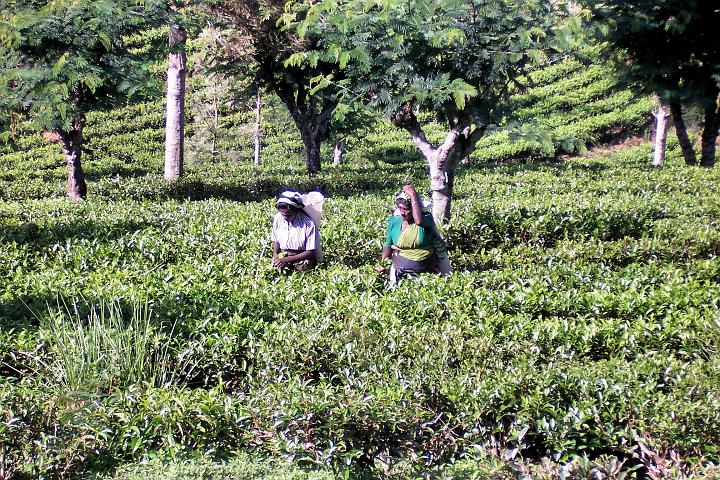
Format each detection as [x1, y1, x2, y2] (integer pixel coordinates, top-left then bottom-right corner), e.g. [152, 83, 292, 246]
[436, 122, 467, 162]
[313, 98, 338, 138]
[390, 101, 436, 159]
[467, 124, 486, 151]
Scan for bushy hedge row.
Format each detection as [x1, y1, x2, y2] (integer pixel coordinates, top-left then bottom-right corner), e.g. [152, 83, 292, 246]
[2, 47, 718, 478]
[2, 139, 720, 477]
[1, 47, 649, 195]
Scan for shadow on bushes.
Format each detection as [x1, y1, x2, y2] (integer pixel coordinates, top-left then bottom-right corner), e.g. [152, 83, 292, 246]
[0, 218, 161, 249]
[444, 206, 661, 254]
[91, 163, 427, 203]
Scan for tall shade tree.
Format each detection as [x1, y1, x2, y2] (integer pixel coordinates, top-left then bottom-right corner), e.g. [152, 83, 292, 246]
[208, 0, 344, 174]
[0, 0, 164, 199]
[289, 0, 576, 221]
[164, 20, 187, 180]
[578, 0, 720, 167]
[163, 1, 205, 179]
[254, 89, 262, 166]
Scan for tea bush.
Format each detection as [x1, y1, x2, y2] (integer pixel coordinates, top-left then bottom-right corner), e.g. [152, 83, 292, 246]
[94, 453, 335, 480]
[1, 53, 720, 478]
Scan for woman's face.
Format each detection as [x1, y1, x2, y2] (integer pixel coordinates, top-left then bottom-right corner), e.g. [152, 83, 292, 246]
[277, 204, 298, 221]
[396, 200, 412, 221]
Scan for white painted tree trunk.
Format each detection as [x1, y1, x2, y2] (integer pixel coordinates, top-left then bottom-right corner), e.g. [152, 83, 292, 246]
[391, 102, 485, 223]
[333, 139, 344, 165]
[429, 157, 453, 223]
[164, 23, 186, 180]
[211, 89, 218, 160]
[652, 100, 670, 167]
[63, 137, 86, 200]
[254, 91, 262, 166]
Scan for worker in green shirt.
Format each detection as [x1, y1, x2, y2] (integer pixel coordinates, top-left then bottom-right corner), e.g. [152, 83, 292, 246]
[376, 184, 439, 283]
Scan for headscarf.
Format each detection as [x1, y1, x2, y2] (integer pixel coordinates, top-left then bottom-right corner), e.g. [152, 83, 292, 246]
[393, 191, 431, 215]
[276, 191, 304, 209]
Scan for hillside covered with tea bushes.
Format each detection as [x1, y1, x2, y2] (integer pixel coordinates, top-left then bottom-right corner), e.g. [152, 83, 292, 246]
[2, 53, 720, 479]
[0, 51, 651, 201]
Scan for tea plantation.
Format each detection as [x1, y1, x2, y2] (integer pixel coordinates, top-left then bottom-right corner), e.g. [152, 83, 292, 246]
[1, 55, 720, 479]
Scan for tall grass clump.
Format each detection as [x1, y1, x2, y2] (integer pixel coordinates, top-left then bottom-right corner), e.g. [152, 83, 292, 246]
[42, 300, 176, 396]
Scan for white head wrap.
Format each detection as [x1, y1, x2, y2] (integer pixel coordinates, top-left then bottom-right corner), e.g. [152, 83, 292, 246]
[276, 191, 304, 209]
[393, 191, 431, 215]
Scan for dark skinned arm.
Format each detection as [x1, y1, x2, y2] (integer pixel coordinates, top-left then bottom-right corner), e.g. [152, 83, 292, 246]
[376, 246, 393, 273]
[271, 241, 281, 264]
[402, 184, 424, 226]
[273, 248, 316, 267]
[285, 249, 316, 264]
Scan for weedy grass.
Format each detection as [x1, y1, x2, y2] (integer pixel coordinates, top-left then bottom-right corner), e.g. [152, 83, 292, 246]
[92, 453, 335, 480]
[42, 299, 179, 397]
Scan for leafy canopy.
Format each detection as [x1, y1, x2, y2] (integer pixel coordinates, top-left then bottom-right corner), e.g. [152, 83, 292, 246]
[207, 0, 344, 107]
[285, 0, 579, 126]
[578, 0, 720, 104]
[0, 0, 166, 138]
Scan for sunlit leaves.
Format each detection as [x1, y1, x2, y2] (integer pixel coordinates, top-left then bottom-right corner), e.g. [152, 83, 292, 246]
[51, 52, 68, 77]
[3, 38, 719, 478]
[577, 0, 720, 103]
[0, 0, 166, 134]
[447, 78, 477, 109]
[288, 0, 576, 126]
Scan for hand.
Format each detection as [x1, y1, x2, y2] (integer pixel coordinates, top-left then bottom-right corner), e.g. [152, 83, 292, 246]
[272, 255, 290, 267]
[375, 264, 387, 274]
[402, 184, 416, 196]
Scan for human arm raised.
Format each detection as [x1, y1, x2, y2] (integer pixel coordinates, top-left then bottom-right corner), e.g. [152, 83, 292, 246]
[402, 184, 424, 226]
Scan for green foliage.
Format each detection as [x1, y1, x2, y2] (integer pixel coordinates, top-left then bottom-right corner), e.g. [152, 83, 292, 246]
[42, 299, 179, 396]
[2, 143, 720, 477]
[96, 453, 335, 480]
[207, 0, 347, 172]
[353, 55, 651, 164]
[0, 0, 166, 134]
[577, 0, 720, 104]
[289, 0, 580, 124]
[1, 54, 718, 478]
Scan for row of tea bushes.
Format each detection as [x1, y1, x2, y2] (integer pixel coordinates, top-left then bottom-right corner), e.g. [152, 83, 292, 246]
[2, 140, 720, 476]
[0, 48, 650, 203]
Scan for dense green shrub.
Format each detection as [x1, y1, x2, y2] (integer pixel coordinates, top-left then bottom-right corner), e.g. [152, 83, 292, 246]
[1, 54, 719, 478]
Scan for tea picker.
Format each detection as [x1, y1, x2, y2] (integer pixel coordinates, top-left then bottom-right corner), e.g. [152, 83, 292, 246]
[269, 190, 324, 272]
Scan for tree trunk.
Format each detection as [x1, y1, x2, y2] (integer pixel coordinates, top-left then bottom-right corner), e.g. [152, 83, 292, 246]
[287, 105, 333, 174]
[301, 124, 322, 174]
[333, 139, 344, 166]
[700, 102, 719, 167]
[429, 158, 456, 222]
[669, 100, 697, 166]
[211, 87, 218, 160]
[44, 115, 87, 200]
[64, 132, 86, 200]
[391, 103, 485, 223]
[652, 99, 670, 167]
[254, 91, 262, 166]
[280, 92, 336, 175]
[164, 23, 187, 180]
